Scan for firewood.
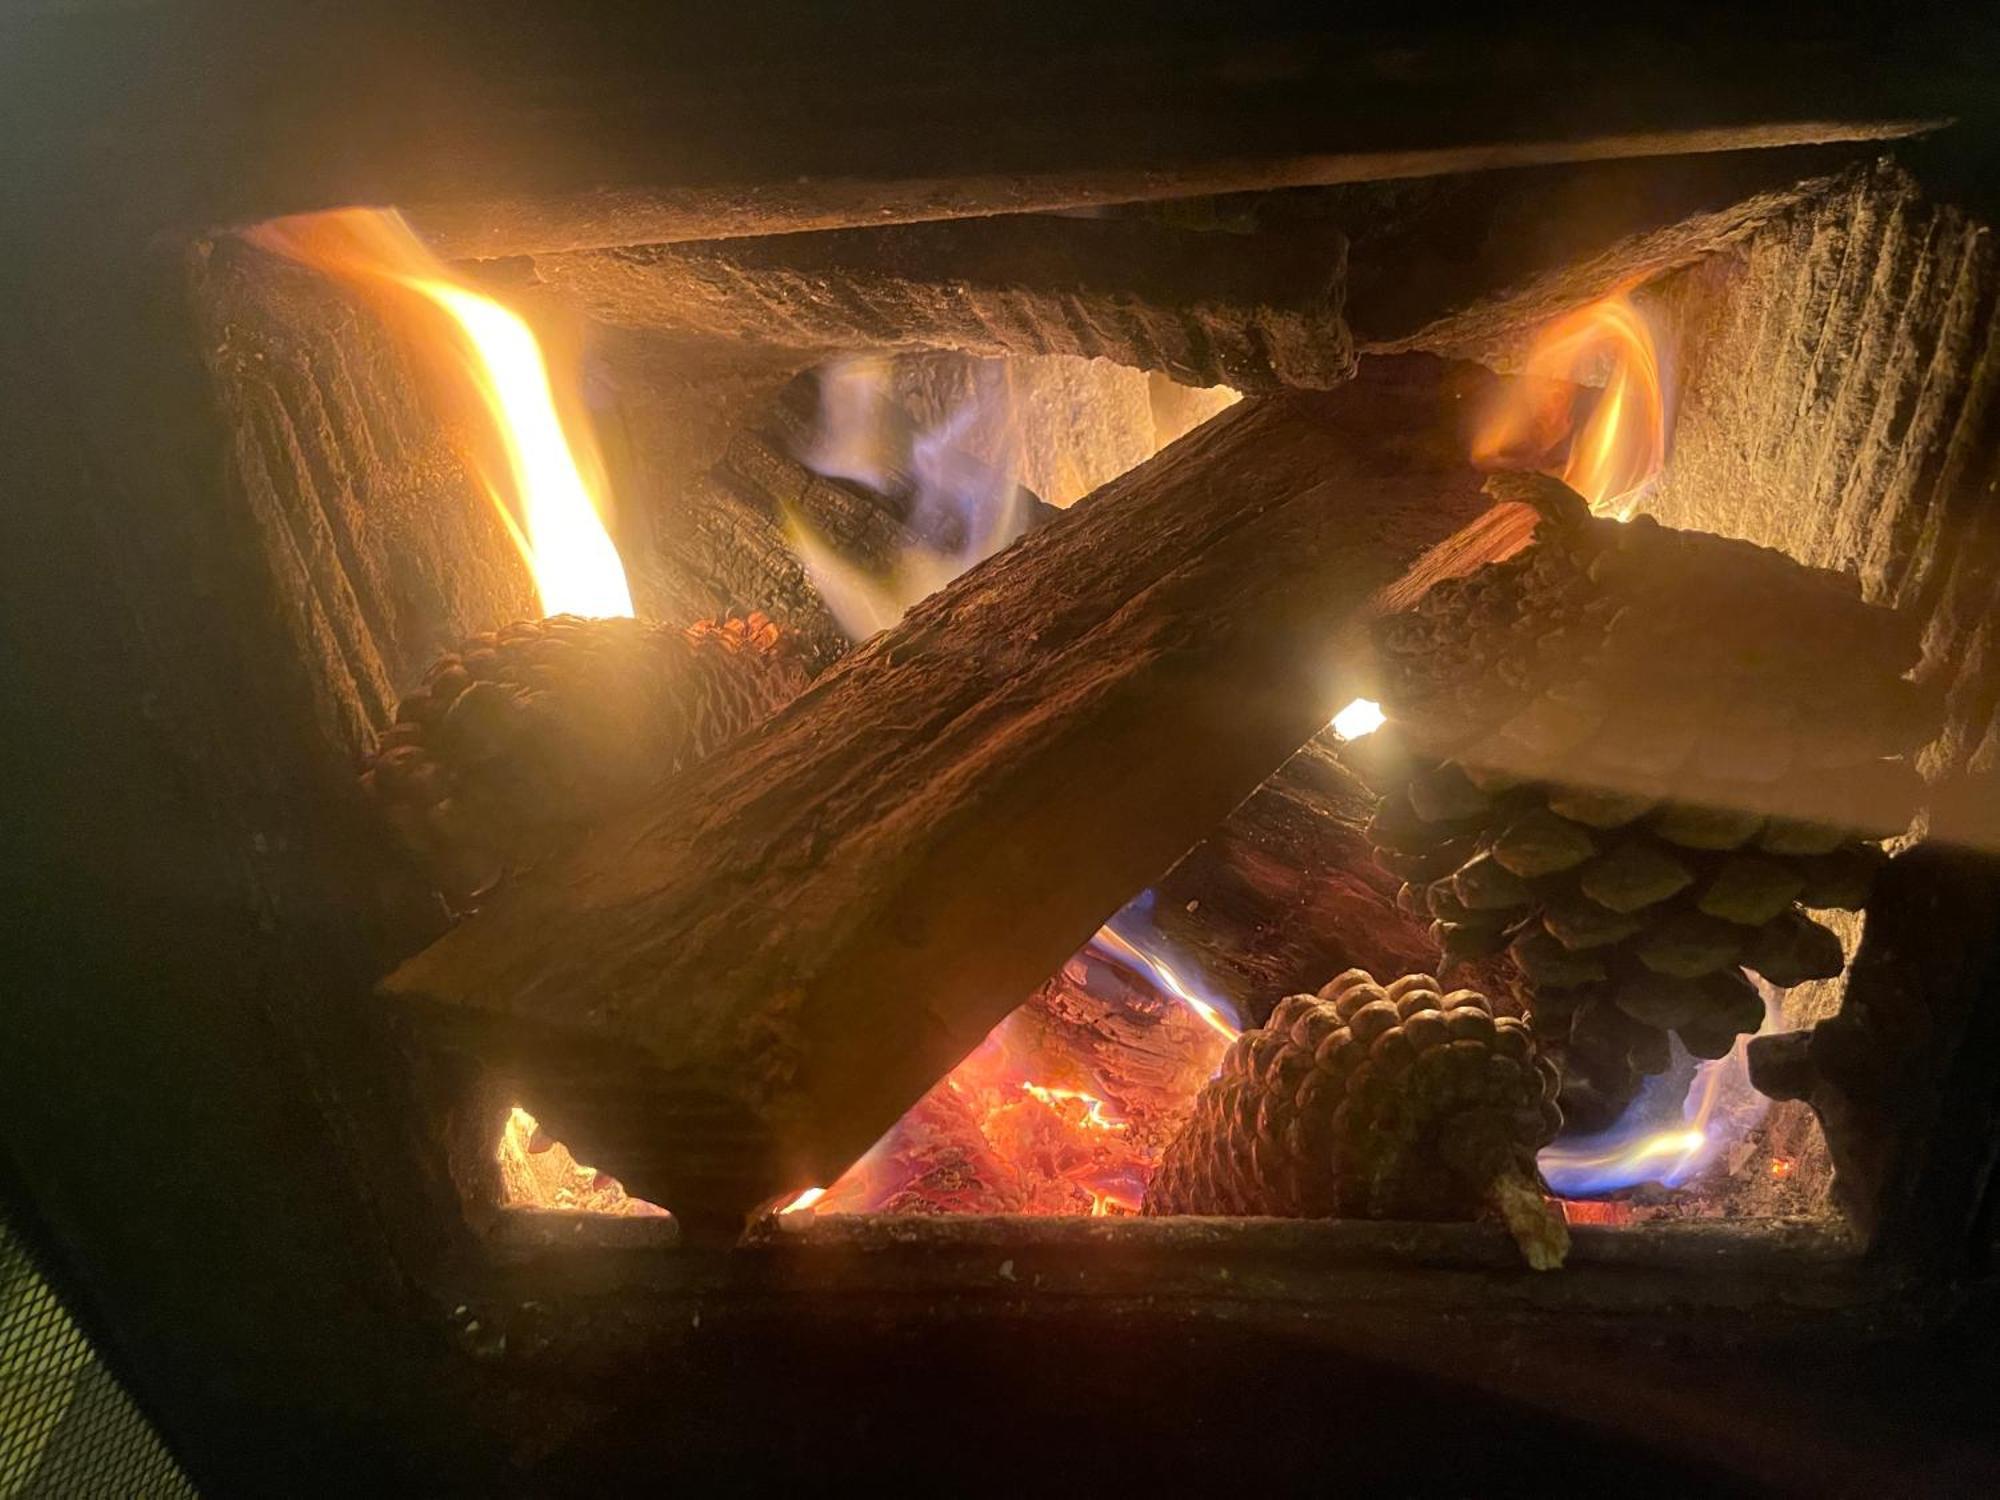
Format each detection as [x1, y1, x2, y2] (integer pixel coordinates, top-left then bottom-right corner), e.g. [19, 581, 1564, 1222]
[527, 216, 1353, 393]
[380, 355, 1515, 1237]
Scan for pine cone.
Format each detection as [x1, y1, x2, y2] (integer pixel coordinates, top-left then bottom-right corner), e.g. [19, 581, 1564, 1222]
[1355, 475, 1933, 1129]
[1144, 970, 1569, 1269]
[362, 613, 811, 903]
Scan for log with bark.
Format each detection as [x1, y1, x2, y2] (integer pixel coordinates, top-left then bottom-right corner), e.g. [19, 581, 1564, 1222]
[382, 354, 1515, 1237]
[528, 216, 1353, 392]
[528, 145, 1862, 399]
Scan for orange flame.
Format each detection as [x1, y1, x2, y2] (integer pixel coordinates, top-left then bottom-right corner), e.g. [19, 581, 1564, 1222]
[797, 925, 1231, 1218]
[1018, 1081, 1130, 1133]
[244, 209, 633, 619]
[496, 1107, 664, 1217]
[1473, 294, 1671, 518]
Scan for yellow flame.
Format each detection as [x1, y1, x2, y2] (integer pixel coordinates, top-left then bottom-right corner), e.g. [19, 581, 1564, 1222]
[495, 1106, 664, 1217]
[1019, 1082, 1129, 1132]
[1473, 294, 1670, 519]
[1089, 924, 1241, 1043]
[244, 209, 633, 619]
[1330, 697, 1386, 741]
[779, 1186, 828, 1215]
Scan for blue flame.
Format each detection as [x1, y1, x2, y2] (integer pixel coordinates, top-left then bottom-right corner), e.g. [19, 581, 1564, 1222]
[793, 357, 1032, 639]
[1538, 982, 1781, 1197]
[1086, 890, 1244, 1040]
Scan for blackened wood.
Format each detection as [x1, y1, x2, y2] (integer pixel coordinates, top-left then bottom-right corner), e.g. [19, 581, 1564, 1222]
[527, 217, 1351, 392]
[1750, 776, 2000, 1261]
[382, 354, 1509, 1233]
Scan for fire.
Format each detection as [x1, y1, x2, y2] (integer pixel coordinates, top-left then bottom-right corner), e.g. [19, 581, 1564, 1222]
[496, 1107, 664, 1217]
[1085, 919, 1240, 1045]
[1473, 293, 1671, 518]
[244, 209, 633, 620]
[1018, 1082, 1129, 1132]
[1540, 984, 1780, 1197]
[1329, 697, 1386, 742]
[797, 905, 1232, 1217]
[789, 356, 1033, 639]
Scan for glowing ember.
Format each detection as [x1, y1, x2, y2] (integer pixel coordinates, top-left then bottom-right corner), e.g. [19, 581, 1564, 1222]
[778, 1186, 828, 1215]
[802, 909, 1232, 1217]
[245, 208, 633, 620]
[1540, 984, 1780, 1197]
[1019, 1082, 1129, 1131]
[1329, 696, 1386, 741]
[1473, 293, 1671, 519]
[497, 1107, 665, 1217]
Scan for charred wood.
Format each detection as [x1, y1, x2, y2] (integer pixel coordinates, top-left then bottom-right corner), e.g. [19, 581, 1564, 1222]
[382, 354, 1512, 1234]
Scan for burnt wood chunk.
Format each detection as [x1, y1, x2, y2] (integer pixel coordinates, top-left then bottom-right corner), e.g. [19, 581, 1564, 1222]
[380, 355, 1516, 1235]
[528, 217, 1352, 392]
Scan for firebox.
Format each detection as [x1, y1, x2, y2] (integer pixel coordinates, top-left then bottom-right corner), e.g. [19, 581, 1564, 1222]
[5, 7, 1999, 1493]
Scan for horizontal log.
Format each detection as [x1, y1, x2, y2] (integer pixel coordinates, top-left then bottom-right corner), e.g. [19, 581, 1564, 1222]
[526, 217, 1352, 392]
[525, 146, 1860, 399]
[382, 354, 1524, 1234]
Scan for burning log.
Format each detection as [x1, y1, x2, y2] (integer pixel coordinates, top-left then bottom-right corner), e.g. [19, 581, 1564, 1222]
[382, 354, 1510, 1236]
[528, 216, 1352, 393]
[1144, 969, 1568, 1270]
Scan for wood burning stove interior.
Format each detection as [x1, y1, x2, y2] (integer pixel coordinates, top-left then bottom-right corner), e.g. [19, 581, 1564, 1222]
[190, 145, 2000, 1264]
[8, 9, 2000, 1491]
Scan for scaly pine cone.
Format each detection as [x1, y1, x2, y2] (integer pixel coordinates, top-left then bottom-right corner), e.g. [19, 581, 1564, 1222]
[1353, 474, 1933, 1129]
[1144, 969, 1569, 1269]
[363, 613, 811, 903]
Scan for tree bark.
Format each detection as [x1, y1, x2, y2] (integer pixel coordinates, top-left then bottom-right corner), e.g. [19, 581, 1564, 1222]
[528, 217, 1352, 392]
[381, 354, 1513, 1234]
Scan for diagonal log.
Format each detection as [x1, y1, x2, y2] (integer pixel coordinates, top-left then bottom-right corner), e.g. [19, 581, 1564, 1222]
[382, 354, 1510, 1235]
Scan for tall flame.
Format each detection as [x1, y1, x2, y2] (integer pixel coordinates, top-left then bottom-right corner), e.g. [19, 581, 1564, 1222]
[1473, 293, 1671, 518]
[244, 209, 633, 619]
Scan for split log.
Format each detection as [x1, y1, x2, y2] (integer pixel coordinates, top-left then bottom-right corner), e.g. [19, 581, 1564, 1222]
[382, 354, 1513, 1235]
[527, 217, 1352, 392]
